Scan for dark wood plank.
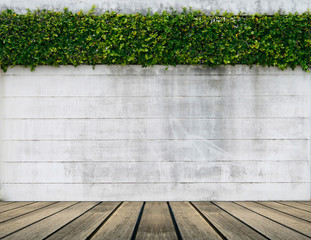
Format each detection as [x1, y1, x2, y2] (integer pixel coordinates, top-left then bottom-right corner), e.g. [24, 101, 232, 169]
[4, 202, 98, 240]
[193, 202, 266, 240]
[0, 202, 55, 223]
[46, 202, 120, 240]
[237, 202, 311, 237]
[136, 202, 177, 240]
[277, 202, 311, 212]
[0, 202, 35, 213]
[259, 202, 311, 222]
[91, 202, 143, 240]
[215, 202, 309, 240]
[0, 202, 76, 239]
[170, 202, 222, 240]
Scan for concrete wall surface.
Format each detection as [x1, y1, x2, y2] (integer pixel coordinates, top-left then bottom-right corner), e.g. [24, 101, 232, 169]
[0, 65, 310, 201]
[0, 0, 310, 14]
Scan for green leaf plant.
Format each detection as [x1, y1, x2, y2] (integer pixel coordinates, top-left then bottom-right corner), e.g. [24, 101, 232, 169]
[0, 7, 310, 72]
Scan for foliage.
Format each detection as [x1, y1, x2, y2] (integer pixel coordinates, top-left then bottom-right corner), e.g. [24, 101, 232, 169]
[0, 7, 310, 71]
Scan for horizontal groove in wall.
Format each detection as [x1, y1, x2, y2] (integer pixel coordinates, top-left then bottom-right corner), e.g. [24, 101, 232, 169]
[1, 160, 308, 163]
[2, 182, 310, 185]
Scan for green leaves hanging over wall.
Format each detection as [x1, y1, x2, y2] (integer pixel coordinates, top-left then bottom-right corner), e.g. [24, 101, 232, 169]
[0, 7, 310, 72]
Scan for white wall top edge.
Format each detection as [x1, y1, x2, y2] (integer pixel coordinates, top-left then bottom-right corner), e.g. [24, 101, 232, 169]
[0, 0, 310, 14]
[2, 65, 309, 76]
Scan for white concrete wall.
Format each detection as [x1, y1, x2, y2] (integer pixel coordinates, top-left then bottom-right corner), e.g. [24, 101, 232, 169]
[0, 65, 310, 201]
[0, 0, 310, 14]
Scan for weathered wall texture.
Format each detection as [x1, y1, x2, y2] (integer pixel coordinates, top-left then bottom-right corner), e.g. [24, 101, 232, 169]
[0, 0, 310, 14]
[0, 65, 310, 201]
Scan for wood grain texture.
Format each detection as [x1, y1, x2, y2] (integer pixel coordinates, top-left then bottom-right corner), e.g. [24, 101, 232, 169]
[236, 202, 311, 237]
[4, 202, 98, 240]
[258, 202, 311, 222]
[0, 202, 34, 213]
[170, 202, 222, 240]
[91, 202, 143, 240]
[276, 202, 311, 212]
[214, 202, 309, 240]
[0, 202, 15, 206]
[136, 202, 177, 240]
[45, 202, 120, 240]
[0, 202, 76, 238]
[0, 202, 55, 223]
[192, 202, 266, 240]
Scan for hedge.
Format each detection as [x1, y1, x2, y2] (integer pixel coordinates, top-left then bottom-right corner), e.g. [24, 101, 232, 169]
[0, 7, 310, 72]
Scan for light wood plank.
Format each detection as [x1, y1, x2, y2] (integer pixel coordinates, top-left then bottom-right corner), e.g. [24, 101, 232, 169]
[136, 202, 177, 240]
[0, 202, 55, 223]
[170, 202, 222, 240]
[237, 202, 311, 237]
[4, 202, 98, 240]
[193, 202, 266, 240]
[278, 202, 311, 212]
[0, 202, 15, 206]
[0, 202, 76, 238]
[91, 202, 143, 240]
[45, 202, 120, 240]
[259, 202, 311, 222]
[215, 202, 309, 240]
[299, 201, 311, 206]
[0, 202, 35, 213]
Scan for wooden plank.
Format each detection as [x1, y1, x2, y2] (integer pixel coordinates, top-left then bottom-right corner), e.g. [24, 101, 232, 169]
[237, 202, 311, 237]
[0, 202, 35, 213]
[258, 202, 311, 222]
[91, 202, 142, 240]
[0, 202, 15, 206]
[170, 202, 222, 240]
[214, 202, 309, 240]
[277, 202, 311, 212]
[45, 202, 120, 240]
[4, 202, 98, 240]
[2, 161, 307, 184]
[0, 202, 76, 238]
[135, 202, 177, 240]
[300, 201, 311, 206]
[192, 202, 266, 240]
[0, 202, 56, 223]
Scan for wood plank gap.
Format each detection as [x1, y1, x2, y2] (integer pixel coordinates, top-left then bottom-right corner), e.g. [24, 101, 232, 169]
[189, 202, 227, 240]
[256, 202, 311, 223]
[298, 202, 311, 206]
[0, 202, 58, 224]
[211, 202, 270, 240]
[0, 202, 36, 214]
[167, 202, 182, 240]
[42, 202, 103, 240]
[234, 202, 310, 238]
[276, 202, 311, 213]
[130, 202, 146, 240]
[85, 202, 123, 240]
[0, 202, 78, 239]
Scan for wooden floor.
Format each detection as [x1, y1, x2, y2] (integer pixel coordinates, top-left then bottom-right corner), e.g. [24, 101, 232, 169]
[0, 201, 310, 239]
